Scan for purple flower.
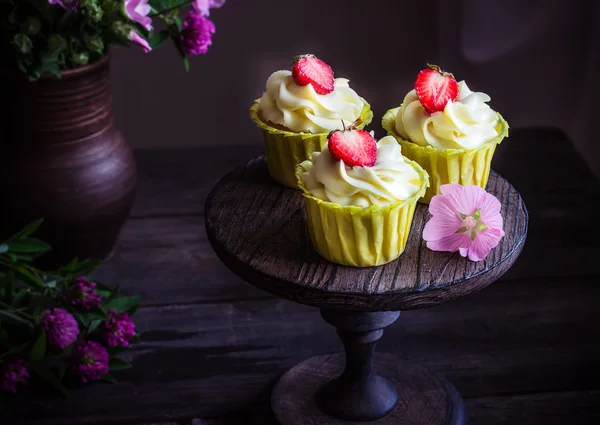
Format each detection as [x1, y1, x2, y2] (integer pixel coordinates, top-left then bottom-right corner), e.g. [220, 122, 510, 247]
[48, 0, 78, 11]
[102, 309, 136, 348]
[0, 358, 29, 393]
[130, 30, 152, 53]
[39, 308, 79, 350]
[193, 0, 225, 17]
[180, 10, 216, 56]
[68, 341, 109, 383]
[65, 276, 102, 310]
[123, 0, 152, 31]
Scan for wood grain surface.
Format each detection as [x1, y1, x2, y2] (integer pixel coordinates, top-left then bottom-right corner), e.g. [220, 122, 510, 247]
[271, 353, 466, 425]
[1, 128, 599, 425]
[205, 157, 528, 311]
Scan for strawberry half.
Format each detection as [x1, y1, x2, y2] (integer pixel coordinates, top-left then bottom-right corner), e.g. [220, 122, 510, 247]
[292, 54, 335, 95]
[414, 64, 459, 114]
[328, 125, 377, 167]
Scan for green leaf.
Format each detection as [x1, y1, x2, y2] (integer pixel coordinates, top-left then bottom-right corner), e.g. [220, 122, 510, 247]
[149, 30, 169, 48]
[12, 265, 44, 288]
[6, 219, 44, 241]
[0, 309, 30, 325]
[29, 362, 69, 397]
[105, 296, 140, 313]
[0, 244, 8, 254]
[148, 0, 193, 15]
[30, 330, 46, 362]
[88, 319, 103, 334]
[182, 56, 190, 72]
[101, 373, 118, 384]
[109, 357, 132, 371]
[107, 283, 120, 303]
[0, 329, 8, 342]
[7, 238, 51, 254]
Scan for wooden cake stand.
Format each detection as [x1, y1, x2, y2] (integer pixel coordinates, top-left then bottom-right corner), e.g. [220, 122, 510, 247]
[205, 157, 528, 425]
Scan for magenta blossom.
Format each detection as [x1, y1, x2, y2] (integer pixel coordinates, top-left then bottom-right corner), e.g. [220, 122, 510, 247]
[102, 309, 136, 348]
[123, 0, 152, 31]
[130, 31, 152, 53]
[423, 184, 505, 261]
[180, 10, 216, 56]
[193, 0, 225, 16]
[48, 0, 78, 11]
[68, 341, 109, 383]
[39, 308, 79, 350]
[0, 358, 29, 393]
[64, 276, 102, 310]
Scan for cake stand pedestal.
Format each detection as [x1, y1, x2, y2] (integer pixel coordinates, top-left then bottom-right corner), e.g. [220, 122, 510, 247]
[205, 157, 528, 425]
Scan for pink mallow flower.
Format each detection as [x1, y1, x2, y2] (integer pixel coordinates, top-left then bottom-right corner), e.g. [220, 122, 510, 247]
[68, 341, 109, 383]
[65, 276, 102, 310]
[194, 0, 225, 17]
[130, 31, 152, 53]
[180, 10, 215, 56]
[423, 184, 505, 262]
[123, 0, 152, 31]
[0, 358, 29, 393]
[48, 0, 78, 11]
[39, 308, 80, 350]
[102, 309, 136, 347]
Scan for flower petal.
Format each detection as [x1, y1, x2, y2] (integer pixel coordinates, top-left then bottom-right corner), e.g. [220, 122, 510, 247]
[426, 232, 473, 253]
[467, 228, 504, 261]
[478, 192, 504, 230]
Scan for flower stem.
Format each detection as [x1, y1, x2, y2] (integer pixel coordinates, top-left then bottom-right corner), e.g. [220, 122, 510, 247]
[0, 300, 35, 321]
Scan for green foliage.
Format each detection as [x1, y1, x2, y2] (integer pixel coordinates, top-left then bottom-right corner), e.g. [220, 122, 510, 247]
[0, 0, 208, 80]
[0, 219, 141, 397]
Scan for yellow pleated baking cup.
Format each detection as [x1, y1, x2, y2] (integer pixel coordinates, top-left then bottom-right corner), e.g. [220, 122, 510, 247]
[250, 99, 373, 188]
[382, 107, 509, 204]
[295, 160, 429, 267]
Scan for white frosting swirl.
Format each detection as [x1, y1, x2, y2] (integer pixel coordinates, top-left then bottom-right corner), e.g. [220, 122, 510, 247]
[258, 70, 364, 134]
[301, 136, 421, 207]
[394, 81, 499, 150]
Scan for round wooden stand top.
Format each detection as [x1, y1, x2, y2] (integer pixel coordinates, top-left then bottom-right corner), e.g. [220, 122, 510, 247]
[205, 157, 528, 312]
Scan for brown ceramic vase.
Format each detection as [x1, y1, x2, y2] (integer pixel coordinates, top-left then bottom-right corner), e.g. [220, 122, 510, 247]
[0, 55, 136, 266]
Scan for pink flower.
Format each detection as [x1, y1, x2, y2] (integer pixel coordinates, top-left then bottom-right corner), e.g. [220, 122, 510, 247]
[48, 0, 78, 11]
[39, 308, 80, 350]
[130, 31, 152, 53]
[123, 0, 152, 31]
[102, 309, 136, 347]
[180, 10, 216, 56]
[68, 341, 109, 383]
[64, 276, 102, 310]
[193, 0, 225, 16]
[0, 358, 29, 393]
[423, 184, 505, 262]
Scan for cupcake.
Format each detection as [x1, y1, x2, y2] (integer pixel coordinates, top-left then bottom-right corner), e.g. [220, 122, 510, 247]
[296, 126, 428, 267]
[250, 54, 373, 188]
[382, 64, 509, 204]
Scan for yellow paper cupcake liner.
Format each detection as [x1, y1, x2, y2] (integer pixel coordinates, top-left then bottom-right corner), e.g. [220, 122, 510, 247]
[250, 99, 373, 188]
[295, 160, 429, 267]
[382, 107, 509, 204]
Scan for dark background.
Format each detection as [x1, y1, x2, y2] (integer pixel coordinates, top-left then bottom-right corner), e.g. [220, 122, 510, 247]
[109, 0, 600, 177]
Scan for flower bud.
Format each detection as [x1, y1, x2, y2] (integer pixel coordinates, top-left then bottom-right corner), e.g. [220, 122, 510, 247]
[23, 17, 41, 35]
[71, 51, 90, 66]
[48, 34, 67, 53]
[85, 35, 104, 55]
[13, 33, 33, 54]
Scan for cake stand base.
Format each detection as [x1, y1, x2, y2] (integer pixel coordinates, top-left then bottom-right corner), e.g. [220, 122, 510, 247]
[271, 353, 466, 425]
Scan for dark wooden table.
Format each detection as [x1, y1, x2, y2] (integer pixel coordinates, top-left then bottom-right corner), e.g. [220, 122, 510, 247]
[3, 128, 600, 425]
